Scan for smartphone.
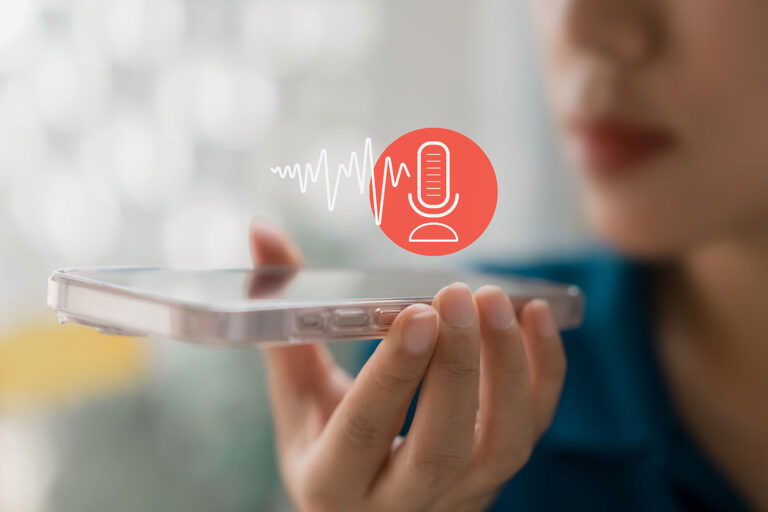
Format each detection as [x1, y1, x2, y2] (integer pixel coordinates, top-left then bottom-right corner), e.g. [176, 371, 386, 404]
[47, 266, 584, 347]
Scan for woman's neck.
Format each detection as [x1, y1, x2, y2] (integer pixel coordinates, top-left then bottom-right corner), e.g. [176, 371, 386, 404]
[655, 230, 768, 512]
[667, 230, 768, 366]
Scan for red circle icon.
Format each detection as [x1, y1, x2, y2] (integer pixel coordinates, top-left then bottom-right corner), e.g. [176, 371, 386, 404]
[369, 128, 498, 256]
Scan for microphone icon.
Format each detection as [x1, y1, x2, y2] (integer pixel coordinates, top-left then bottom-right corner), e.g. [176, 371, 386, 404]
[408, 141, 460, 242]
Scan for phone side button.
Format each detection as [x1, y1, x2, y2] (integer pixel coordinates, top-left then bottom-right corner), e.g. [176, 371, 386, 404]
[332, 309, 369, 328]
[373, 308, 404, 328]
[297, 311, 326, 331]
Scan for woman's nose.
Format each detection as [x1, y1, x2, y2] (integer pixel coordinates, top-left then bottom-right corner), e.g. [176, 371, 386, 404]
[559, 0, 661, 64]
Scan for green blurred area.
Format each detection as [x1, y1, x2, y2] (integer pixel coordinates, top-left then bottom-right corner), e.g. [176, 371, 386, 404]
[47, 344, 284, 512]
[0, 315, 372, 511]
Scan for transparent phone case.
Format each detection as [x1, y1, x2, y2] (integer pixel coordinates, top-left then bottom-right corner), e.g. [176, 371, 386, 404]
[47, 267, 585, 347]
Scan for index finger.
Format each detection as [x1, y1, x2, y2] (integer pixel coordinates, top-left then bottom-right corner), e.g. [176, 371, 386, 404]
[307, 303, 439, 494]
[373, 283, 481, 508]
[250, 219, 304, 267]
[250, 220, 337, 440]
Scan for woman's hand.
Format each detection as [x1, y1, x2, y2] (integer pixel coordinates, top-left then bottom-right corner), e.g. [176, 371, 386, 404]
[250, 221, 567, 512]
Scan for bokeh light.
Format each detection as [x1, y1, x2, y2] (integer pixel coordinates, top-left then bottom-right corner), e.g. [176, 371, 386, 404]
[99, 0, 185, 67]
[0, 0, 34, 48]
[162, 199, 248, 267]
[155, 55, 279, 150]
[242, 0, 326, 76]
[43, 171, 121, 262]
[79, 113, 193, 210]
[27, 42, 111, 129]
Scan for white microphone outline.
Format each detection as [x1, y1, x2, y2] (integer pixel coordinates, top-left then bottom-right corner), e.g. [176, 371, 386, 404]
[407, 141, 460, 242]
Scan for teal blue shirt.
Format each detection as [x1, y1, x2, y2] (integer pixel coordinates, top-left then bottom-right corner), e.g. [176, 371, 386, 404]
[361, 251, 750, 511]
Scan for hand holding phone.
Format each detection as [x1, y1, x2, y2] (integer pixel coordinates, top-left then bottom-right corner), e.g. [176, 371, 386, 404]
[250, 222, 567, 512]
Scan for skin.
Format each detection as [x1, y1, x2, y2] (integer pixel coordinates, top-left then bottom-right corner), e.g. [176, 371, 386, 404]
[536, 0, 768, 258]
[535, 0, 768, 510]
[252, 1, 768, 510]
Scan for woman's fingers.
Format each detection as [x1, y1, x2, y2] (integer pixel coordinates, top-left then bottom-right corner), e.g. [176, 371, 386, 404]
[375, 283, 482, 508]
[427, 294, 566, 511]
[250, 221, 342, 455]
[307, 304, 439, 497]
[249, 220, 304, 267]
[249, 222, 564, 508]
[467, 286, 535, 486]
[519, 299, 567, 436]
[262, 346, 345, 438]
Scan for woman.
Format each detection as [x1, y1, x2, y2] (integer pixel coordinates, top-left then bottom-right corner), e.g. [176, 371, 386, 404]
[249, 1, 768, 510]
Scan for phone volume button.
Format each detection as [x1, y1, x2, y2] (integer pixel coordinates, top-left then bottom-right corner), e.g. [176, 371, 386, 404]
[332, 309, 369, 328]
[373, 308, 404, 327]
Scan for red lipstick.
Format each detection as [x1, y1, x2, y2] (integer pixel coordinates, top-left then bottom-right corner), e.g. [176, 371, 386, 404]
[569, 117, 676, 177]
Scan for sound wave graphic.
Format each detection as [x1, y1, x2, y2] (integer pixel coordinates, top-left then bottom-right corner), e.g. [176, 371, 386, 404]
[269, 138, 411, 225]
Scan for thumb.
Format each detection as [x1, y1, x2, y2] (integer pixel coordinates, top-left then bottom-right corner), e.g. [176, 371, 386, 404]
[249, 220, 342, 432]
[250, 219, 305, 267]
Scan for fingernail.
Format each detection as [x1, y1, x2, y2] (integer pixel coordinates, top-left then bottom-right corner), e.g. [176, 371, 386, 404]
[531, 300, 557, 338]
[438, 283, 476, 328]
[251, 220, 284, 248]
[402, 306, 438, 354]
[477, 286, 515, 330]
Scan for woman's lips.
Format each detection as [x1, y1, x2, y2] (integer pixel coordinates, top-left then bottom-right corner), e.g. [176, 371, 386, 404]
[568, 117, 676, 177]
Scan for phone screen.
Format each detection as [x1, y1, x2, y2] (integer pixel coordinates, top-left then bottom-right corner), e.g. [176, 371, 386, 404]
[59, 267, 573, 307]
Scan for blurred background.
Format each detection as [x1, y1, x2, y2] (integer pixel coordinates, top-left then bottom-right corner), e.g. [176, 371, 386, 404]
[0, 0, 589, 510]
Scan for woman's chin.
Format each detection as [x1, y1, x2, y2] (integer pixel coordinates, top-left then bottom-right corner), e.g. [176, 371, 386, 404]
[586, 207, 700, 260]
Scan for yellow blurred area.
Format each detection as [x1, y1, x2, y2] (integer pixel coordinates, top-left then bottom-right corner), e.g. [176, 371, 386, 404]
[0, 317, 146, 412]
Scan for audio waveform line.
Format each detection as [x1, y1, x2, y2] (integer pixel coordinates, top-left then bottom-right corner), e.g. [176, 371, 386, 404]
[269, 138, 411, 225]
